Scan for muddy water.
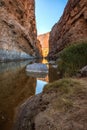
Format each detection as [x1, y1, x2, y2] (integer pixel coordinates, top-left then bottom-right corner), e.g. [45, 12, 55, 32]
[0, 59, 59, 130]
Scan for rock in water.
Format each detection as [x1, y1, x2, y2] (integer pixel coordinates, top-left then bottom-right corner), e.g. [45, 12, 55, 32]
[0, 0, 41, 61]
[26, 63, 48, 73]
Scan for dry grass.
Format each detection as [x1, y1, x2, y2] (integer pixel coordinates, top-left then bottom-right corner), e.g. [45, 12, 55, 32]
[43, 78, 87, 111]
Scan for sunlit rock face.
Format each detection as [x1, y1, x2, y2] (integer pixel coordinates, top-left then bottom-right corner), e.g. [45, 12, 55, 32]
[0, 0, 40, 61]
[49, 0, 87, 59]
[36, 39, 43, 58]
[38, 33, 49, 57]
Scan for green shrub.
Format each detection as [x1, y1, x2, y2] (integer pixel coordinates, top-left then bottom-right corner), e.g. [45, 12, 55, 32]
[58, 41, 87, 76]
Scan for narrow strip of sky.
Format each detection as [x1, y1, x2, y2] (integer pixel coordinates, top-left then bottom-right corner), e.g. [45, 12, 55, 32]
[35, 0, 68, 35]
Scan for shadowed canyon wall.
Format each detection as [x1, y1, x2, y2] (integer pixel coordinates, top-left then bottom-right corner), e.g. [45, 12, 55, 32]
[38, 33, 49, 57]
[49, 0, 87, 59]
[0, 0, 40, 61]
[36, 39, 43, 58]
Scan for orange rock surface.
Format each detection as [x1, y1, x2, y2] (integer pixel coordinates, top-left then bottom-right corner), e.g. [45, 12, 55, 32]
[38, 33, 49, 57]
[49, 0, 87, 59]
[0, 0, 41, 61]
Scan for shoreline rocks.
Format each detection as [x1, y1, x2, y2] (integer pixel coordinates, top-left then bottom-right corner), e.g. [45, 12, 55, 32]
[80, 65, 87, 77]
[0, 50, 34, 62]
[14, 78, 87, 130]
[77, 65, 87, 77]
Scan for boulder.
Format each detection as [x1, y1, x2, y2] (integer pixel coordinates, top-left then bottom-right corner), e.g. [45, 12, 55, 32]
[48, 60, 56, 64]
[26, 63, 48, 73]
[80, 65, 87, 77]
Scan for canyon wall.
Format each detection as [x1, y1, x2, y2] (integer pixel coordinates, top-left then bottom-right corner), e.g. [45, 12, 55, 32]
[38, 32, 49, 57]
[36, 39, 43, 58]
[0, 0, 40, 61]
[49, 0, 87, 59]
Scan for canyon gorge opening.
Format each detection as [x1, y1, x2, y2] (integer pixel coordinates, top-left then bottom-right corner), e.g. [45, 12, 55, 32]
[0, 0, 87, 130]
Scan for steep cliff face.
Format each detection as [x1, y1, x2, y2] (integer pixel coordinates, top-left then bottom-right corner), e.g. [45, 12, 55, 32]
[36, 39, 43, 58]
[38, 33, 49, 57]
[0, 0, 39, 61]
[49, 0, 87, 59]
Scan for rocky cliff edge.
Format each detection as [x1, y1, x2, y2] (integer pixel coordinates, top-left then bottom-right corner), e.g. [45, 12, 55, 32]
[0, 0, 41, 61]
[49, 0, 87, 59]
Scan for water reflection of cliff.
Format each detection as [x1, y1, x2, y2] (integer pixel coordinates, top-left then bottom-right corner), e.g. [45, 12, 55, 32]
[42, 59, 59, 83]
[0, 61, 36, 130]
[38, 63, 60, 83]
[48, 65, 60, 83]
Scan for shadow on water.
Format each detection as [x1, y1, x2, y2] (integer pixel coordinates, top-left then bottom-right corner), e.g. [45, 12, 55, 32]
[0, 61, 36, 130]
[0, 59, 59, 130]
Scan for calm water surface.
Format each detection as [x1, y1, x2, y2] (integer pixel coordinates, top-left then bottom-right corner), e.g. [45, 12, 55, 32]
[0, 59, 59, 130]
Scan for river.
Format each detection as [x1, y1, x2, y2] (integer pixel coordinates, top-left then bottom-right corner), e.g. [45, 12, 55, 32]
[0, 59, 60, 130]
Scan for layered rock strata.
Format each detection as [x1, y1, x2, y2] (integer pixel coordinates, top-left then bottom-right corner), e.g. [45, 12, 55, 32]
[0, 0, 40, 61]
[49, 0, 87, 59]
[36, 39, 43, 58]
[38, 33, 49, 57]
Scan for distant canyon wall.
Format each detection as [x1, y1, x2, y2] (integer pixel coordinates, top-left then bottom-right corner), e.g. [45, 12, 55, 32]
[49, 0, 87, 59]
[0, 0, 40, 61]
[38, 33, 49, 57]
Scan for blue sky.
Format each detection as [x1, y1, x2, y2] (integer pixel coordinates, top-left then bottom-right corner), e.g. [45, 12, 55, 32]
[35, 0, 68, 35]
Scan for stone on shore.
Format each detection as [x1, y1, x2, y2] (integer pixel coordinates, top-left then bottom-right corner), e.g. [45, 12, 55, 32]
[80, 65, 87, 77]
